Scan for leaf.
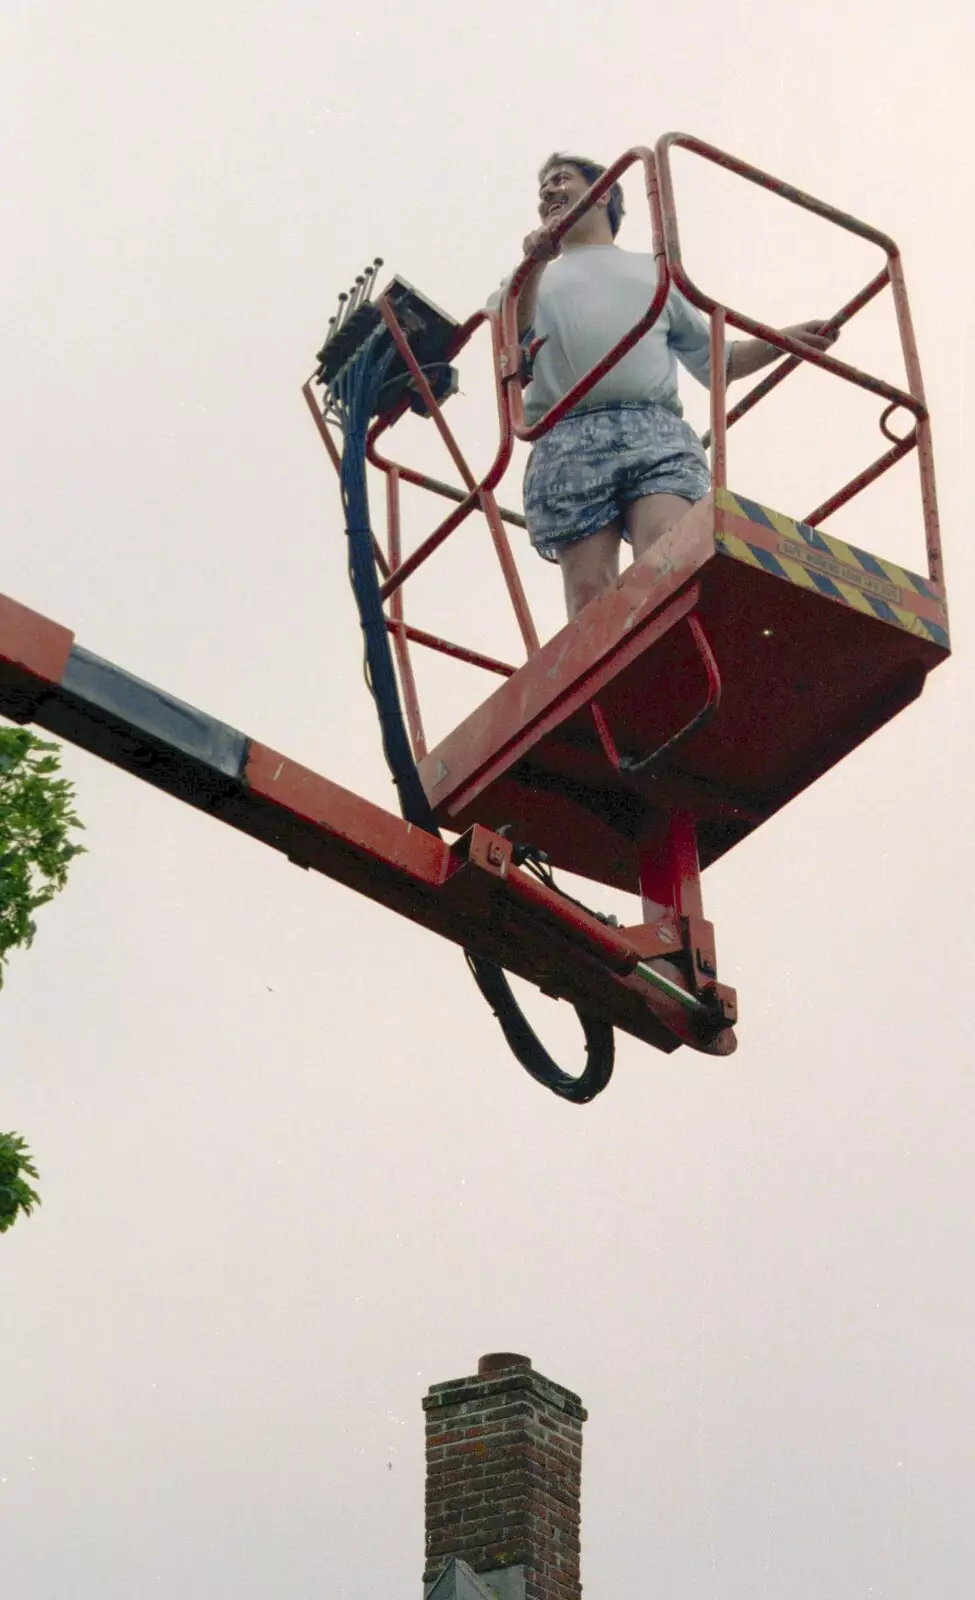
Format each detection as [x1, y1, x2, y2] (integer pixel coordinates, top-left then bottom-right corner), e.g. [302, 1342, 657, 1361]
[0, 1132, 41, 1232]
[0, 728, 82, 1227]
[0, 725, 86, 986]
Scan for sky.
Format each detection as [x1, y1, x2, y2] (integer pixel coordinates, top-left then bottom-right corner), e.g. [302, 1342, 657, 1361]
[2, 2, 974, 1596]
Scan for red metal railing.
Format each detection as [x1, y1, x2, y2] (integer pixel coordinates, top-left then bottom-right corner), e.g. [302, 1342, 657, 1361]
[653, 133, 942, 585]
[305, 135, 944, 764]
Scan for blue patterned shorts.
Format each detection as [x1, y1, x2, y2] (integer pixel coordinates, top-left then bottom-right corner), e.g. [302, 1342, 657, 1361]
[523, 402, 710, 563]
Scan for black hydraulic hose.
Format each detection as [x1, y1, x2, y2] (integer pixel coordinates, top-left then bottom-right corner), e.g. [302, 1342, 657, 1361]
[336, 361, 439, 832]
[464, 954, 613, 1104]
[330, 337, 614, 1103]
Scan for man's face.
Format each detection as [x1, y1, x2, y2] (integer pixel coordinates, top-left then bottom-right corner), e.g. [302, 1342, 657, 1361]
[537, 161, 592, 225]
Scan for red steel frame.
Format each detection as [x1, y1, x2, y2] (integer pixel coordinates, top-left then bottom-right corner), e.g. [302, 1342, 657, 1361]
[305, 134, 943, 728]
[302, 132, 944, 1031]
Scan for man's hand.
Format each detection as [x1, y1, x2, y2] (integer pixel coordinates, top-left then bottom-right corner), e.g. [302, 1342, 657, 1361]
[514, 227, 560, 335]
[728, 319, 840, 382]
[522, 225, 560, 263]
[783, 320, 840, 354]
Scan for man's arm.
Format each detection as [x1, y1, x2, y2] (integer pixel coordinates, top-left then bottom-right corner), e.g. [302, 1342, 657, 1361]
[513, 227, 559, 335]
[728, 322, 838, 382]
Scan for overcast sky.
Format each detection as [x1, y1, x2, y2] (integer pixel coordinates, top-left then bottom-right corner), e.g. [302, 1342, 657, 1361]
[2, 2, 973, 1597]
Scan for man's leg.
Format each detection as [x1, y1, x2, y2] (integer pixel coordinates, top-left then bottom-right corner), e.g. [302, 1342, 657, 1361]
[625, 492, 695, 565]
[557, 523, 622, 619]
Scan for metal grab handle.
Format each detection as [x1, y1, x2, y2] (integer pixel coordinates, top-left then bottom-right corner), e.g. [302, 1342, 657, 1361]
[590, 613, 722, 777]
[700, 267, 890, 451]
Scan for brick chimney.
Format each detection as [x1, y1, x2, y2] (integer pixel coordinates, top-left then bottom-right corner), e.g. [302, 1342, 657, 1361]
[423, 1353, 586, 1600]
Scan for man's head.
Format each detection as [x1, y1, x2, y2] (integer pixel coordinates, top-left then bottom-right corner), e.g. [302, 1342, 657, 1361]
[537, 153, 625, 245]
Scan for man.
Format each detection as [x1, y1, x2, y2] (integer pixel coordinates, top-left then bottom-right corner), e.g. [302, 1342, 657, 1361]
[496, 152, 839, 619]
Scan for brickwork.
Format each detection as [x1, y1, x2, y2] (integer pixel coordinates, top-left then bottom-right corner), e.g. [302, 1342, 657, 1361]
[423, 1354, 586, 1600]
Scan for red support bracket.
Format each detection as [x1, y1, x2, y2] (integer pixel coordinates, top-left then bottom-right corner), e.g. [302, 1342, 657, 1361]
[625, 808, 736, 1030]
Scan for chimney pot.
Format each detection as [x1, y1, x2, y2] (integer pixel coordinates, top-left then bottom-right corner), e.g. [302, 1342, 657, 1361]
[477, 1352, 531, 1376]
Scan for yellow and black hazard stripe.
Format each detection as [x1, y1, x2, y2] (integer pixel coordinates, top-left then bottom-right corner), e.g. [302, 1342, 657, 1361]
[715, 488, 950, 651]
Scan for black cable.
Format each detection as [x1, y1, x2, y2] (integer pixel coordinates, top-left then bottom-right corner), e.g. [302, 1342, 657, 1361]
[326, 333, 614, 1103]
[464, 954, 613, 1104]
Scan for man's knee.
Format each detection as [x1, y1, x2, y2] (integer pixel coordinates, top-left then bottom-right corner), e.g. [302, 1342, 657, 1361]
[566, 580, 605, 616]
[564, 565, 616, 616]
[556, 525, 621, 617]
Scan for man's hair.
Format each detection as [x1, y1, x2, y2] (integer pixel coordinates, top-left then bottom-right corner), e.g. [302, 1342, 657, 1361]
[538, 152, 626, 237]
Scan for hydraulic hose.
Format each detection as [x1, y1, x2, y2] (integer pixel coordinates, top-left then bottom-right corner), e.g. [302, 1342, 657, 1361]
[326, 331, 614, 1103]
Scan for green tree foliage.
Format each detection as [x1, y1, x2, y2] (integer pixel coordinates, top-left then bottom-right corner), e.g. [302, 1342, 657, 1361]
[0, 726, 85, 987]
[0, 1132, 41, 1232]
[0, 725, 86, 1232]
